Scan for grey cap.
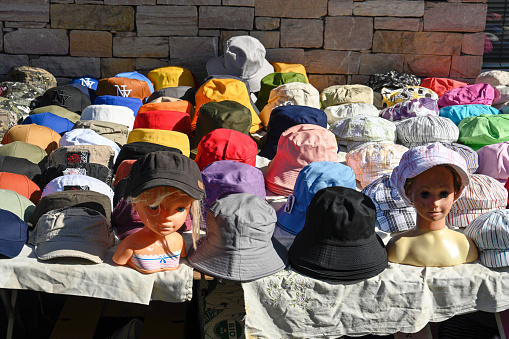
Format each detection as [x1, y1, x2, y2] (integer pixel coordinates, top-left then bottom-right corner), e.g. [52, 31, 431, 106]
[188, 193, 288, 282]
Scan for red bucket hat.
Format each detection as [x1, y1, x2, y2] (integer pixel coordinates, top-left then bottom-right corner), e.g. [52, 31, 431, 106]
[194, 128, 258, 171]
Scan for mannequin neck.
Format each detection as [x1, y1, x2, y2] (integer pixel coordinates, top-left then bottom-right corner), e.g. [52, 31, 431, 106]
[415, 215, 447, 232]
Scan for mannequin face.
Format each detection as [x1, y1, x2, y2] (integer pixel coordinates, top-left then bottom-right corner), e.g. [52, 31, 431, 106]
[407, 166, 457, 230]
[133, 186, 194, 237]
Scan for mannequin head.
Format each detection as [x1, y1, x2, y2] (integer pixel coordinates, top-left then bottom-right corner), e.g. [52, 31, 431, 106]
[404, 165, 462, 231]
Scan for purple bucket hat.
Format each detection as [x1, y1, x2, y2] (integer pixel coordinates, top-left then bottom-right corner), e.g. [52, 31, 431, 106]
[379, 97, 439, 122]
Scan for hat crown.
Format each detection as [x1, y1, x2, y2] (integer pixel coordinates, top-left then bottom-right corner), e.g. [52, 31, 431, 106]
[224, 36, 266, 78]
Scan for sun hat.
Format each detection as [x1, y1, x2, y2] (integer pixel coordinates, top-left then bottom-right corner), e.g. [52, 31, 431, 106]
[0, 189, 35, 222]
[112, 141, 182, 173]
[147, 66, 197, 91]
[126, 129, 190, 157]
[258, 82, 321, 128]
[123, 151, 205, 200]
[93, 95, 143, 117]
[191, 100, 252, 149]
[362, 175, 416, 233]
[133, 110, 192, 137]
[194, 129, 258, 171]
[112, 198, 144, 240]
[41, 174, 114, 205]
[289, 186, 388, 281]
[270, 62, 309, 82]
[439, 104, 500, 126]
[146, 86, 196, 106]
[2, 124, 61, 155]
[324, 103, 379, 125]
[441, 142, 479, 174]
[420, 77, 469, 98]
[379, 97, 439, 122]
[59, 128, 121, 159]
[276, 161, 356, 236]
[30, 105, 81, 123]
[255, 72, 308, 111]
[36, 163, 113, 190]
[320, 85, 374, 109]
[113, 159, 136, 187]
[0, 141, 47, 166]
[34, 207, 115, 264]
[0, 155, 41, 182]
[477, 142, 509, 183]
[194, 77, 262, 133]
[331, 115, 397, 152]
[115, 71, 154, 94]
[390, 142, 470, 206]
[438, 83, 499, 108]
[48, 145, 116, 169]
[39, 85, 91, 114]
[206, 35, 274, 93]
[188, 193, 288, 281]
[381, 86, 439, 108]
[70, 76, 99, 91]
[464, 209, 509, 268]
[458, 114, 509, 151]
[72, 120, 129, 146]
[447, 174, 507, 228]
[29, 190, 112, 229]
[367, 71, 421, 92]
[22, 112, 75, 135]
[346, 142, 408, 188]
[396, 115, 459, 148]
[0, 209, 29, 258]
[0, 172, 41, 205]
[259, 105, 327, 160]
[6, 66, 57, 92]
[80, 104, 135, 130]
[96, 77, 152, 102]
[138, 100, 193, 116]
[264, 124, 338, 196]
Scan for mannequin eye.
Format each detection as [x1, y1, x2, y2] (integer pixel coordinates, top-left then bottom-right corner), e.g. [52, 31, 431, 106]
[177, 207, 186, 212]
[439, 191, 450, 198]
[419, 191, 430, 199]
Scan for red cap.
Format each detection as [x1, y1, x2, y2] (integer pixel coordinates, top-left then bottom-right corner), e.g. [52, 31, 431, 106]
[0, 172, 41, 204]
[133, 110, 192, 137]
[194, 128, 258, 171]
[113, 159, 136, 187]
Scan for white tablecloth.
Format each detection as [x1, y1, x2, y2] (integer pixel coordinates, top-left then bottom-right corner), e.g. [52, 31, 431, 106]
[242, 261, 509, 338]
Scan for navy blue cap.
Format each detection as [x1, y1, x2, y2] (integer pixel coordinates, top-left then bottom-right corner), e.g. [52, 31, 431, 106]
[94, 95, 143, 117]
[22, 112, 75, 135]
[258, 105, 328, 160]
[0, 209, 28, 258]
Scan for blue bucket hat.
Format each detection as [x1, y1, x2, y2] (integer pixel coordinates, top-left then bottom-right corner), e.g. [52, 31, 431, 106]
[22, 112, 75, 135]
[0, 209, 29, 258]
[94, 95, 143, 117]
[258, 105, 327, 160]
[276, 161, 357, 235]
[115, 71, 154, 94]
[439, 104, 500, 126]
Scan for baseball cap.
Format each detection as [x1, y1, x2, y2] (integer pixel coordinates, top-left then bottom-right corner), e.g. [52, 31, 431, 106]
[2, 124, 61, 155]
[93, 95, 143, 117]
[39, 85, 91, 114]
[22, 112, 75, 135]
[0, 209, 29, 258]
[80, 104, 135, 130]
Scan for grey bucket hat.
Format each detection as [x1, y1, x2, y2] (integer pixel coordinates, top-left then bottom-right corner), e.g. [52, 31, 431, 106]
[188, 193, 288, 281]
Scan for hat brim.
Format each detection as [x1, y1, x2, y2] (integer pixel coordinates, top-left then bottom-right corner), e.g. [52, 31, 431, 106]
[206, 56, 274, 93]
[289, 233, 388, 281]
[276, 204, 306, 235]
[35, 240, 108, 264]
[447, 208, 504, 228]
[188, 235, 288, 282]
[480, 249, 509, 268]
[124, 175, 205, 201]
[264, 161, 301, 197]
[0, 239, 26, 258]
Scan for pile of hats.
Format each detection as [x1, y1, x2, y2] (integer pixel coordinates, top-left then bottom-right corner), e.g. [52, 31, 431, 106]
[1, 35, 509, 280]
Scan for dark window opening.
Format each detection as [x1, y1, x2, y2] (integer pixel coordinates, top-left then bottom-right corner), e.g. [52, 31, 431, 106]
[483, 0, 509, 69]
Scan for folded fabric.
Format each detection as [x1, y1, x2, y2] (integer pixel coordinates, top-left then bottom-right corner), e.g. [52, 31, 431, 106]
[438, 83, 499, 108]
[324, 103, 379, 125]
[420, 77, 469, 98]
[458, 114, 509, 151]
[447, 174, 507, 228]
[320, 85, 374, 109]
[331, 115, 396, 151]
[379, 97, 438, 121]
[477, 142, 509, 183]
[367, 71, 421, 92]
[396, 116, 459, 148]
[439, 104, 500, 126]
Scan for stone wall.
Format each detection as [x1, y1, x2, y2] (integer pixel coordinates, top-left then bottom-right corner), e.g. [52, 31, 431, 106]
[0, 0, 488, 91]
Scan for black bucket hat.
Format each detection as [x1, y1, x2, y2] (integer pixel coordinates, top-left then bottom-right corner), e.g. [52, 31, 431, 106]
[289, 186, 388, 281]
[124, 151, 205, 200]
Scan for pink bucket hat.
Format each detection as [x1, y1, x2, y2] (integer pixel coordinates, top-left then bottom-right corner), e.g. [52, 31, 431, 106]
[438, 83, 500, 108]
[477, 142, 509, 184]
[264, 124, 338, 196]
[390, 142, 470, 206]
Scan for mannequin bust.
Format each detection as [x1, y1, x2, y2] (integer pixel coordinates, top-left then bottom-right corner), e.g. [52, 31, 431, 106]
[387, 165, 478, 267]
[112, 186, 194, 274]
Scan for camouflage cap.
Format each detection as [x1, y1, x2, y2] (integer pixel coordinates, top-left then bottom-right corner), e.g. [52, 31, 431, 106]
[0, 81, 44, 117]
[0, 109, 18, 141]
[6, 66, 57, 92]
[0, 97, 24, 123]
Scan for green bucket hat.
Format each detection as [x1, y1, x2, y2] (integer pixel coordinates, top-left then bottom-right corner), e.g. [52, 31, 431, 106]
[458, 114, 509, 151]
[255, 72, 308, 111]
